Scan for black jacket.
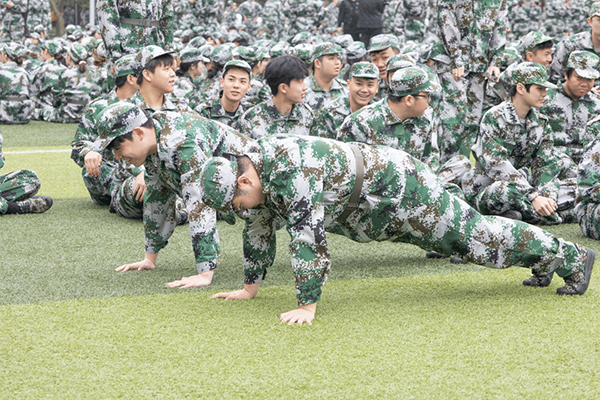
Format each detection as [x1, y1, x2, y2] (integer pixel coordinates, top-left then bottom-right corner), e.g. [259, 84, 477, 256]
[356, 0, 385, 29]
[338, 0, 361, 33]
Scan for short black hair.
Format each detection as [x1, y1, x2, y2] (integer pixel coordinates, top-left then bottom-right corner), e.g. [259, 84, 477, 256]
[531, 40, 553, 53]
[176, 60, 200, 77]
[137, 54, 174, 85]
[264, 55, 309, 96]
[106, 115, 154, 151]
[387, 93, 406, 103]
[565, 67, 575, 79]
[115, 75, 128, 89]
[508, 83, 533, 97]
[369, 47, 400, 57]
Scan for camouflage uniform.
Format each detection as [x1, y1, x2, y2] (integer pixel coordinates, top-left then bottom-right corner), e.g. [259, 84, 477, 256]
[0, 45, 34, 124]
[509, 2, 543, 41]
[321, 1, 339, 35]
[462, 63, 573, 225]
[435, 0, 509, 160]
[234, 96, 316, 139]
[304, 73, 349, 112]
[96, 103, 260, 273]
[192, 0, 221, 31]
[262, 0, 286, 41]
[26, 0, 52, 34]
[201, 134, 594, 306]
[236, 0, 263, 38]
[195, 97, 245, 127]
[385, 0, 429, 42]
[31, 58, 67, 120]
[71, 88, 144, 218]
[0, 0, 26, 42]
[311, 96, 353, 139]
[128, 90, 192, 114]
[283, 0, 323, 38]
[576, 121, 600, 239]
[173, 0, 195, 31]
[96, 0, 175, 62]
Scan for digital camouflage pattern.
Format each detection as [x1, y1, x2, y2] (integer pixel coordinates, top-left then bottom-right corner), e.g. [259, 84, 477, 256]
[576, 123, 600, 239]
[0, 60, 34, 124]
[30, 59, 66, 117]
[549, 30, 600, 83]
[195, 97, 245, 127]
[26, 0, 52, 33]
[311, 95, 353, 139]
[96, 0, 175, 61]
[201, 134, 589, 306]
[233, 96, 315, 139]
[127, 90, 193, 114]
[0, 131, 41, 214]
[0, 0, 26, 42]
[303, 73, 349, 112]
[462, 100, 574, 225]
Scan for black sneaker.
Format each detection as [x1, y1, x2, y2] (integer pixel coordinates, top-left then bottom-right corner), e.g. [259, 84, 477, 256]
[175, 209, 189, 225]
[500, 210, 522, 221]
[426, 251, 448, 259]
[17, 196, 53, 214]
[557, 247, 595, 295]
[450, 257, 468, 264]
[523, 271, 554, 287]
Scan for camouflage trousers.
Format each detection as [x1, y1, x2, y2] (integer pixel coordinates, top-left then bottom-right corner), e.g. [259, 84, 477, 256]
[461, 168, 578, 225]
[0, 100, 34, 124]
[372, 159, 583, 279]
[404, 19, 427, 42]
[0, 169, 40, 214]
[82, 163, 143, 219]
[37, 103, 84, 124]
[576, 202, 600, 240]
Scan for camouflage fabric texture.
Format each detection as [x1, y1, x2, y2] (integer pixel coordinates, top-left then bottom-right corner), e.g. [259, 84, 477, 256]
[0, 59, 34, 124]
[303, 73, 348, 112]
[576, 125, 600, 239]
[201, 134, 589, 307]
[311, 95, 353, 139]
[194, 98, 245, 127]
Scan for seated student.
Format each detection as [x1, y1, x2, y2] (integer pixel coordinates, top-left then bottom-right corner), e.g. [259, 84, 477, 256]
[0, 43, 35, 124]
[129, 46, 192, 113]
[462, 62, 575, 224]
[195, 60, 252, 127]
[95, 101, 260, 288]
[234, 55, 315, 139]
[70, 54, 154, 220]
[199, 133, 595, 325]
[311, 61, 379, 139]
[576, 121, 600, 240]
[173, 48, 208, 110]
[30, 40, 67, 120]
[0, 130, 52, 215]
[303, 42, 349, 112]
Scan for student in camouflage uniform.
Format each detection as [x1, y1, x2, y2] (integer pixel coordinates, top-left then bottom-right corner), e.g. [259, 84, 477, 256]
[311, 61, 379, 139]
[239, 47, 270, 110]
[384, 0, 429, 43]
[0, 42, 34, 124]
[195, 60, 251, 127]
[0, 0, 26, 42]
[576, 117, 600, 239]
[303, 42, 349, 112]
[173, 48, 208, 109]
[367, 34, 401, 101]
[95, 101, 260, 288]
[200, 133, 595, 325]
[31, 40, 67, 121]
[539, 51, 600, 221]
[26, 0, 51, 34]
[71, 54, 147, 219]
[0, 130, 53, 215]
[200, 44, 235, 104]
[41, 43, 102, 123]
[434, 0, 508, 161]
[129, 46, 192, 113]
[96, 0, 175, 62]
[234, 55, 315, 139]
[509, 1, 544, 41]
[235, 0, 263, 38]
[549, 3, 600, 84]
[462, 62, 574, 247]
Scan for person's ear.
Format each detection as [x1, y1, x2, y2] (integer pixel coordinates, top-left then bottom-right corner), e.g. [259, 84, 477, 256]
[404, 95, 415, 107]
[279, 83, 288, 95]
[132, 127, 145, 141]
[237, 175, 251, 187]
[142, 69, 152, 82]
[516, 82, 525, 95]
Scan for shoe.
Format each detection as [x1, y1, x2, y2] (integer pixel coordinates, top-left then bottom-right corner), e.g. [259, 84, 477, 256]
[557, 247, 595, 295]
[450, 257, 468, 264]
[17, 196, 53, 214]
[500, 210, 522, 221]
[426, 251, 448, 259]
[175, 209, 189, 225]
[523, 271, 554, 287]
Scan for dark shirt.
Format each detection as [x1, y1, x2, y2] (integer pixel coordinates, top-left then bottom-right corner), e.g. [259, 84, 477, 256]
[338, 0, 360, 33]
[356, 0, 385, 29]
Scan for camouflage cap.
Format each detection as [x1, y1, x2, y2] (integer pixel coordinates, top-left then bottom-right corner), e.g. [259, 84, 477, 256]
[566, 50, 600, 79]
[290, 43, 314, 64]
[591, 2, 600, 18]
[200, 157, 238, 212]
[65, 24, 77, 35]
[270, 41, 290, 58]
[291, 31, 311, 46]
[386, 53, 416, 72]
[33, 24, 45, 34]
[180, 47, 209, 64]
[367, 34, 400, 53]
[312, 42, 342, 62]
[519, 31, 553, 58]
[67, 28, 84, 42]
[510, 62, 557, 88]
[223, 59, 252, 79]
[96, 41, 107, 58]
[80, 36, 97, 53]
[43, 40, 64, 57]
[95, 102, 150, 151]
[333, 34, 354, 49]
[67, 43, 88, 64]
[233, 46, 256, 63]
[2, 42, 27, 59]
[187, 36, 207, 49]
[255, 47, 271, 62]
[388, 66, 431, 97]
[114, 53, 138, 77]
[346, 41, 366, 60]
[135, 45, 173, 72]
[210, 43, 235, 66]
[349, 61, 379, 79]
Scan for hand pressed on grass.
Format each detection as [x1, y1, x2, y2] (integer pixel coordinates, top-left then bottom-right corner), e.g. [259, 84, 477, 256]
[280, 303, 317, 326]
[211, 283, 260, 299]
[116, 253, 157, 272]
[165, 270, 214, 288]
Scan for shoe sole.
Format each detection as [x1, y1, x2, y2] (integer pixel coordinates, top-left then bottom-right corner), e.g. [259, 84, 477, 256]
[522, 271, 554, 287]
[426, 251, 448, 259]
[557, 248, 595, 295]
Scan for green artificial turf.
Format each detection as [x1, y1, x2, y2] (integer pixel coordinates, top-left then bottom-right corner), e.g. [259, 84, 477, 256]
[3, 121, 600, 399]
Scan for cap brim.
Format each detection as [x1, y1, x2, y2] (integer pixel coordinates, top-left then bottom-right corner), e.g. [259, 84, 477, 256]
[575, 68, 600, 80]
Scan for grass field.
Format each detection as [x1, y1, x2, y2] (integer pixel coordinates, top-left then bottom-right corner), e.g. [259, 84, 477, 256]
[2, 121, 600, 399]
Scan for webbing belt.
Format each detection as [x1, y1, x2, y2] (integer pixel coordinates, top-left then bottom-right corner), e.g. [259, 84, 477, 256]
[67, 100, 89, 105]
[0, 96, 28, 101]
[337, 144, 364, 224]
[119, 18, 160, 27]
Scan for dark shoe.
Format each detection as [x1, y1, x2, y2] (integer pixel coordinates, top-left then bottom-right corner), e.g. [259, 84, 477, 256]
[500, 210, 522, 221]
[426, 251, 448, 259]
[175, 209, 189, 225]
[557, 247, 595, 295]
[450, 257, 468, 264]
[17, 196, 53, 214]
[523, 271, 554, 287]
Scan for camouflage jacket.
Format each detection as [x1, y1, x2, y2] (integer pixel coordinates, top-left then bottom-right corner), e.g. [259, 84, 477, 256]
[194, 97, 245, 127]
[27, 0, 52, 31]
[240, 77, 268, 110]
[173, 0, 196, 30]
[472, 100, 564, 201]
[540, 84, 600, 165]
[239, 134, 426, 306]
[30, 59, 67, 108]
[0, 61, 33, 124]
[436, 0, 508, 72]
[0, 0, 26, 39]
[578, 126, 600, 208]
[310, 95, 352, 139]
[337, 98, 440, 171]
[303, 74, 349, 112]
[0, 131, 4, 169]
[96, 0, 175, 61]
[55, 66, 103, 122]
[127, 90, 192, 113]
[549, 31, 600, 83]
[144, 111, 259, 272]
[233, 96, 315, 139]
